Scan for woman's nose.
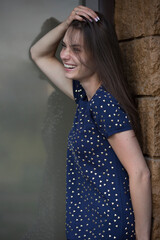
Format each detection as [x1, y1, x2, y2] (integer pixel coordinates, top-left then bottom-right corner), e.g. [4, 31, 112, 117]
[60, 48, 71, 60]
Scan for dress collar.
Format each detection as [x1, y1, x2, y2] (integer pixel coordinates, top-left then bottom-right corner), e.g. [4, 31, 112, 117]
[82, 84, 104, 103]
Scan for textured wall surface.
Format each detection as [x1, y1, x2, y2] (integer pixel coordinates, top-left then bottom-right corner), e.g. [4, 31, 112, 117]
[114, 0, 160, 239]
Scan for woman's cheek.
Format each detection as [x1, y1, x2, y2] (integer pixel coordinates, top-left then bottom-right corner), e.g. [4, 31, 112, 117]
[59, 50, 63, 60]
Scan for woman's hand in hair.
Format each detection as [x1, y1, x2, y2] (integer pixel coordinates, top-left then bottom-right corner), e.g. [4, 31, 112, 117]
[65, 5, 100, 27]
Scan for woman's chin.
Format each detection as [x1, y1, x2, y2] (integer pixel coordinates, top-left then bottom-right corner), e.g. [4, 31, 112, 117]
[65, 72, 77, 79]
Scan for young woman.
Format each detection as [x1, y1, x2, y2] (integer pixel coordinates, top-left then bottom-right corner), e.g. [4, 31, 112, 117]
[30, 5, 152, 240]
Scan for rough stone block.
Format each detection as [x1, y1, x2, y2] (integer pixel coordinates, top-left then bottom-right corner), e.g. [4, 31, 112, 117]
[138, 97, 160, 157]
[151, 217, 160, 240]
[115, 0, 160, 40]
[120, 36, 160, 96]
[146, 159, 160, 239]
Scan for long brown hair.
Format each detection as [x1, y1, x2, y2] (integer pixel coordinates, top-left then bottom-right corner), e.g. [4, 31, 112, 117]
[68, 12, 141, 143]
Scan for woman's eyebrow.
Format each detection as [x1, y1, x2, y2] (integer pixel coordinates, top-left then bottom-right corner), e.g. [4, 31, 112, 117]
[62, 40, 82, 48]
[71, 44, 81, 47]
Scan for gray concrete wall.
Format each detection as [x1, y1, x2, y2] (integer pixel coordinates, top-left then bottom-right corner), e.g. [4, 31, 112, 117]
[85, 0, 98, 10]
[0, 1, 79, 239]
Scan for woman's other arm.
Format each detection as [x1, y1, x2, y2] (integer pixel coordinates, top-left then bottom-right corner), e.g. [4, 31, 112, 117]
[108, 130, 152, 240]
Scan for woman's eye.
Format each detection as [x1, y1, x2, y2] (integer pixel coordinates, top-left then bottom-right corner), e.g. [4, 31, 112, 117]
[61, 42, 66, 48]
[73, 48, 80, 52]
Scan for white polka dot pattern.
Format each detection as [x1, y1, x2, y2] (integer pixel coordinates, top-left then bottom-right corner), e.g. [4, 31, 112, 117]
[65, 80, 135, 240]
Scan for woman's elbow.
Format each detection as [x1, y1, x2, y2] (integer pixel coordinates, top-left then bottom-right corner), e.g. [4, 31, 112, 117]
[30, 46, 36, 61]
[130, 166, 151, 182]
[141, 167, 151, 181]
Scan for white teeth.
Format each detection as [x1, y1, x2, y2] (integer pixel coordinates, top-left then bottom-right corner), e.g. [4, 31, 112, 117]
[64, 64, 76, 69]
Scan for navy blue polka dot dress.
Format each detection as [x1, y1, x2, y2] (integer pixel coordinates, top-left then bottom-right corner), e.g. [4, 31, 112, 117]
[65, 80, 136, 240]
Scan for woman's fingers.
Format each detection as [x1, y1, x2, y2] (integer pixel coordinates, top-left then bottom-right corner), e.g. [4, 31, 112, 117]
[74, 10, 94, 22]
[73, 5, 99, 22]
[76, 5, 99, 21]
[65, 5, 99, 27]
[73, 14, 85, 22]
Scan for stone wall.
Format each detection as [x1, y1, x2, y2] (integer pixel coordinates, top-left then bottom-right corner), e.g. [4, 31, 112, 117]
[114, 0, 160, 239]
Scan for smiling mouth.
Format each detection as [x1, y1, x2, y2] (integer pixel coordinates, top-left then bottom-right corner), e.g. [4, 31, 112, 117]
[64, 63, 77, 70]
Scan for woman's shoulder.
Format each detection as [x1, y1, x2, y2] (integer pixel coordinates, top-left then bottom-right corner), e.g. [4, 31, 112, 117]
[89, 84, 131, 123]
[72, 79, 86, 104]
[89, 85, 132, 138]
[89, 85, 120, 109]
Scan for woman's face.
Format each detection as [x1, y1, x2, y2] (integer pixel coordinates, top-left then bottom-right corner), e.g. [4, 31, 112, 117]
[60, 27, 95, 81]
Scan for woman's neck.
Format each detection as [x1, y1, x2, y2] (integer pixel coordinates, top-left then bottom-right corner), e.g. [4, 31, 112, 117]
[79, 74, 101, 101]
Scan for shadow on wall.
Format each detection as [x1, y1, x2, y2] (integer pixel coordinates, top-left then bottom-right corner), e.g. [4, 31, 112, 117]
[22, 18, 75, 240]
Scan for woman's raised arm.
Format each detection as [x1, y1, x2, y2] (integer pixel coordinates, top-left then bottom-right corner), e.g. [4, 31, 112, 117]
[30, 6, 99, 99]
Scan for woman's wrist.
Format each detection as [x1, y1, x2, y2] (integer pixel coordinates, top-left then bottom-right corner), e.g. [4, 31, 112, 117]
[64, 18, 72, 28]
[136, 231, 151, 240]
[136, 237, 150, 240]
[62, 19, 70, 29]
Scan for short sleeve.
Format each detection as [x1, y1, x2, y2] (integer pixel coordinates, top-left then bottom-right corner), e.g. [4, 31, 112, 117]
[72, 79, 86, 104]
[89, 90, 133, 138]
